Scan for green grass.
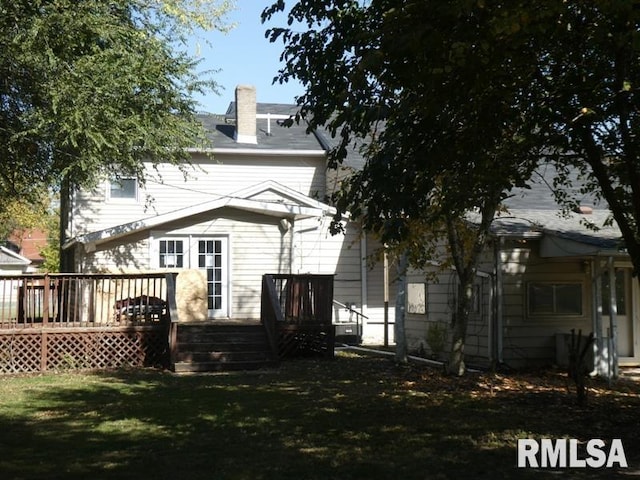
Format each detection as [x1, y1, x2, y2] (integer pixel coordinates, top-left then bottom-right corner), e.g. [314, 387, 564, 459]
[0, 352, 638, 479]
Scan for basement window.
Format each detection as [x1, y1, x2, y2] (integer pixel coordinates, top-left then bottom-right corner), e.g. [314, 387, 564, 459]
[528, 282, 582, 316]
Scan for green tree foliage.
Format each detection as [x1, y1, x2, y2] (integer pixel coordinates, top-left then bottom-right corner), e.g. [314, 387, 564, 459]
[263, 0, 550, 374]
[264, 0, 640, 374]
[38, 209, 60, 273]
[533, 1, 640, 275]
[0, 194, 59, 271]
[0, 0, 233, 206]
[0, 197, 49, 241]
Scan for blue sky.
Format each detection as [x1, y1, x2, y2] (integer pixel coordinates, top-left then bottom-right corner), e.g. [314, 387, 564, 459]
[188, 2, 304, 114]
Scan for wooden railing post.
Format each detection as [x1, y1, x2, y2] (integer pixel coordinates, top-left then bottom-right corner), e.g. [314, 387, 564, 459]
[42, 274, 49, 326]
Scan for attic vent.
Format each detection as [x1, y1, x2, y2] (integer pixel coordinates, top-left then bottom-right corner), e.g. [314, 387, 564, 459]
[256, 113, 293, 136]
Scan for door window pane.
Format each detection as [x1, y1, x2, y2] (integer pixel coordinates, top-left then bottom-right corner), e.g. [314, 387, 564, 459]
[198, 239, 226, 315]
[602, 270, 627, 316]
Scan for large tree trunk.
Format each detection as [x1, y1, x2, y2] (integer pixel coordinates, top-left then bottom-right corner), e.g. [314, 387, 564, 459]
[445, 197, 498, 376]
[448, 271, 474, 376]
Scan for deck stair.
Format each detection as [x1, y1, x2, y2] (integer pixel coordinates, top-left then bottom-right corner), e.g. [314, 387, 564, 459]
[171, 322, 278, 373]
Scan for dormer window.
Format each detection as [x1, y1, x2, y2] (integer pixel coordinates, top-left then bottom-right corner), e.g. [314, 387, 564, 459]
[108, 178, 137, 201]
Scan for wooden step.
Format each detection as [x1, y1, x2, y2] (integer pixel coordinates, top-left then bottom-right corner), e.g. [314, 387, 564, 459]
[172, 359, 279, 373]
[175, 349, 274, 363]
[172, 322, 278, 372]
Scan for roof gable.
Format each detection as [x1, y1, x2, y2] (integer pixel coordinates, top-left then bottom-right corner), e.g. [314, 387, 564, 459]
[0, 246, 31, 266]
[64, 181, 336, 250]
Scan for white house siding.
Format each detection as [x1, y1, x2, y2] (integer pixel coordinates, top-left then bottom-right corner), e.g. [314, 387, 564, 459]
[73, 208, 290, 320]
[499, 239, 592, 368]
[295, 217, 363, 324]
[150, 208, 291, 319]
[69, 152, 326, 237]
[360, 237, 398, 345]
[404, 238, 594, 368]
[403, 243, 495, 365]
[77, 233, 151, 273]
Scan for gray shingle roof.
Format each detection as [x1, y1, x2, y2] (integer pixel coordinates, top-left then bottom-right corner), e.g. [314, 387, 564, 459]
[490, 209, 621, 248]
[197, 103, 324, 151]
[495, 164, 622, 249]
[199, 102, 622, 251]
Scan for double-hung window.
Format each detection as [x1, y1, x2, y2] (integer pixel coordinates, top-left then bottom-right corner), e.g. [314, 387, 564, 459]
[528, 282, 583, 316]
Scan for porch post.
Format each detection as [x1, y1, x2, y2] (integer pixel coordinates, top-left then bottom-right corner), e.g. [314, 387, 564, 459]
[608, 256, 619, 379]
[494, 237, 504, 364]
[592, 259, 607, 377]
[383, 249, 389, 347]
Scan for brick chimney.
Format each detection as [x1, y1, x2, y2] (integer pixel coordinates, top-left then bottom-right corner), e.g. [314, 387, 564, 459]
[235, 85, 257, 144]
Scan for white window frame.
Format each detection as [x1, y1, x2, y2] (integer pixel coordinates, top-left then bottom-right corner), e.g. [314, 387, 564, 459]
[158, 238, 186, 269]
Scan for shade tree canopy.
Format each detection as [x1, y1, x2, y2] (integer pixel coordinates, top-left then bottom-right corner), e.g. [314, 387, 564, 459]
[263, 0, 558, 373]
[264, 0, 640, 373]
[0, 0, 234, 207]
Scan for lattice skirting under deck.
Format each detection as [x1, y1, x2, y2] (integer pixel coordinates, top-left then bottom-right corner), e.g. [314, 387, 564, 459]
[0, 328, 168, 374]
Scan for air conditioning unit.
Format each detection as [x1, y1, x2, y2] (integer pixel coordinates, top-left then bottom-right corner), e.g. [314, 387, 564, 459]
[334, 322, 361, 345]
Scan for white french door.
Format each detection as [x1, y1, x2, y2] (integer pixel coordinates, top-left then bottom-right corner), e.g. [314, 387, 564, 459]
[155, 235, 229, 319]
[194, 238, 228, 318]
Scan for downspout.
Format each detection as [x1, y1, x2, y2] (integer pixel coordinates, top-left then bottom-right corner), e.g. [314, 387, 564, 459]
[495, 237, 504, 364]
[288, 218, 296, 274]
[360, 234, 368, 337]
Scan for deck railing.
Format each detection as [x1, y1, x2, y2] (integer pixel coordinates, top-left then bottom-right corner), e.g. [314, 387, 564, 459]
[0, 273, 169, 328]
[260, 274, 335, 358]
[268, 273, 334, 325]
[0, 273, 173, 374]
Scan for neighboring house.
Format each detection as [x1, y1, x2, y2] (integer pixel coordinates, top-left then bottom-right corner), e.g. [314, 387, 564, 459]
[61, 85, 396, 344]
[404, 166, 632, 375]
[0, 246, 32, 323]
[0, 245, 32, 274]
[7, 228, 47, 270]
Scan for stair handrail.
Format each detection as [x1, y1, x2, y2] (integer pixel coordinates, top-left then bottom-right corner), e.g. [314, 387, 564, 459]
[333, 300, 368, 320]
[260, 274, 283, 358]
[333, 299, 367, 341]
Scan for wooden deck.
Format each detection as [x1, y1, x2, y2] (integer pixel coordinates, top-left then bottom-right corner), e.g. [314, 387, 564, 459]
[0, 273, 336, 374]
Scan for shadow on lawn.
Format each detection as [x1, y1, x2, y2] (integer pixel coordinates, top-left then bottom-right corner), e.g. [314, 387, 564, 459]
[0, 355, 638, 479]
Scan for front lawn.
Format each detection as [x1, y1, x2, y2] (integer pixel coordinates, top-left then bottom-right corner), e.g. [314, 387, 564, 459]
[0, 352, 638, 479]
